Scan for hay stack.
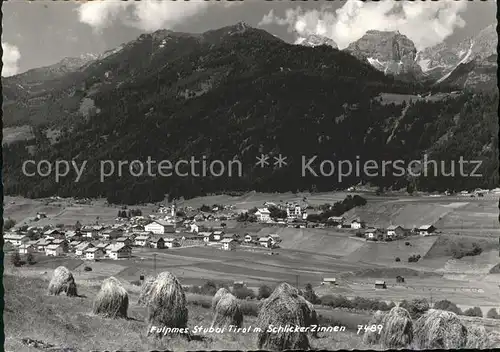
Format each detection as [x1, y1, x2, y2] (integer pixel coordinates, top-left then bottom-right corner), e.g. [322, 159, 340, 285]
[147, 271, 188, 333]
[212, 287, 231, 311]
[138, 276, 156, 305]
[413, 309, 467, 349]
[380, 306, 413, 348]
[212, 292, 243, 329]
[487, 330, 500, 348]
[465, 324, 490, 349]
[363, 310, 387, 345]
[93, 277, 129, 319]
[297, 295, 319, 338]
[47, 266, 77, 297]
[256, 283, 310, 351]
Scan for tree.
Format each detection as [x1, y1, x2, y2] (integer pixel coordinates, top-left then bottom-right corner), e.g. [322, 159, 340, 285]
[75, 220, 82, 230]
[27, 253, 36, 265]
[303, 283, 319, 304]
[258, 284, 272, 300]
[11, 252, 21, 267]
[433, 299, 462, 315]
[486, 308, 499, 319]
[463, 306, 482, 317]
[4, 218, 16, 231]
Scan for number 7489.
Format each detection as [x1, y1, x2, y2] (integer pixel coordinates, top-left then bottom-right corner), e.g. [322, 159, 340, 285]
[357, 324, 383, 335]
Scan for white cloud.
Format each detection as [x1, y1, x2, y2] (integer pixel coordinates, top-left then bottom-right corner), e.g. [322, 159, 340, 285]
[2, 42, 21, 77]
[77, 0, 211, 32]
[258, 0, 468, 50]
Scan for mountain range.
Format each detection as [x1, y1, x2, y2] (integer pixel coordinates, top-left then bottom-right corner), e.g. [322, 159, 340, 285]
[294, 24, 496, 90]
[3, 23, 498, 204]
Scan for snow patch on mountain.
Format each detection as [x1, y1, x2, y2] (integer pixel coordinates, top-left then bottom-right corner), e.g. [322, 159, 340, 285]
[436, 41, 474, 84]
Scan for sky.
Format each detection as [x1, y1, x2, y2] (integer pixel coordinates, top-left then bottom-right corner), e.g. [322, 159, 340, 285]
[2, 0, 497, 76]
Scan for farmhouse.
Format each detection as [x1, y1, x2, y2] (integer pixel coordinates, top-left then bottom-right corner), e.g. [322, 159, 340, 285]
[259, 237, 273, 248]
[18, 244, 35, 255]
[46, 244, 64, 257]
[201, 232, 215, 242]
[351, 220, 365, 229]
[51, 239, 69, 252]
[268, 234, 281, 245]
[365, 228, 384, 240]
[220, 238, 236, 251]
[255, 208, 271, 222]
[164, 238, 180, 249]
[75, 242, 94, 256]
[322, 278, 337, 285]
[223, 233, 238, 241]
[36, 212, 47, 220]
[85, 247, 104, 260]
[108, 243, 132, 260]
[44, 229, 64, 237]
[135, 235, 152, 247]
[386, 225, 405, 238]
[36, 239, 52, 252]
[419, 225, 436, 236]
[286, 204, 302, 220]
[212, 231, 224, 241]
[101, 229, 123, 240]
[327, 216, 345, 225]
[374, 280, 387, 289]
[69, 240, 82, 249]
[150, 237, 166, 249]
[116, 237, 133, 246]
[80, 226, 99, 239]
[145, 220, 175, 235]
[4, 234, 28, 246]
[396, 276, 405, 283]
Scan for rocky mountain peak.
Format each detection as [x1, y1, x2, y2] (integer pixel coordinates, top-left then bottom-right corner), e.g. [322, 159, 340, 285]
[295, 34, 338, 49]
[345, 30, 422, 78]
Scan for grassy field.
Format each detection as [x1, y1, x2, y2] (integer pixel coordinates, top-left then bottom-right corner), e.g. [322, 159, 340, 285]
[4, 274, 369, 351]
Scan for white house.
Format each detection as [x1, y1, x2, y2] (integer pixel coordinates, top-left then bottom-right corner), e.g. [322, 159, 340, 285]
[46, 244, 64, 257]
[268, 234, 281, 245]
[386, 225, 405, 238]
[134, 235, 151, 247]
[4, 234, 28, 246]
[201, 232, 214, 243]
[259, 237, 273, 248]
[145, 220, 175, 235]
[85, 247, 104, 260]
[75, 242, 93, 256]
[328, 216, 345, 225]
[164, 238, 180, 249]
[19, 244, 35, 255]
[220, 238, 236, 251]
[286, 204, 302, 220]
[419, 225, 436, 236]
[212, 231, 224, 241]
[189, 223, 199, 233]
[255, 208, 271, 222]
[322, 278, 337, 285]
[351, 220, 365, 230]
[365, 228, 383, 240]
[36, 239, 52, 252]
[108, 244, 132, 260]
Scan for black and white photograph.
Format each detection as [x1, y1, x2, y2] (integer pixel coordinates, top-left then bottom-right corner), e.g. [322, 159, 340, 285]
[1, 0, 499, 350]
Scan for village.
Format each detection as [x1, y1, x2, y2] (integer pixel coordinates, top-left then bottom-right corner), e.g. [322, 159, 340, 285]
[3, 196, 439, 264]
